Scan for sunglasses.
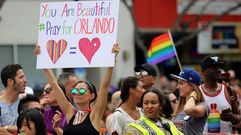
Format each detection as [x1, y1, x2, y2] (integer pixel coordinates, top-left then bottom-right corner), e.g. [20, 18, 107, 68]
[135, 71, 149, 76]
[71, 88, 88, 95]
[43, 87, 52, 94]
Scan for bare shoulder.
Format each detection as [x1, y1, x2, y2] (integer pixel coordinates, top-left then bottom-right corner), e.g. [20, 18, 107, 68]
[0, 90, 4, 95]
[168, 93, 177, 100]
[0, 91, 5, 100]
[224, 84, 237, 96]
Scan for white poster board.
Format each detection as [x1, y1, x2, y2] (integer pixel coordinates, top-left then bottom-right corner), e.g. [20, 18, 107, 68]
[37, 0, 120, 69]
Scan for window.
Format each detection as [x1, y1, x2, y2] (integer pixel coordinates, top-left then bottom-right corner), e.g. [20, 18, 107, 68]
[0, 44, 55, 91]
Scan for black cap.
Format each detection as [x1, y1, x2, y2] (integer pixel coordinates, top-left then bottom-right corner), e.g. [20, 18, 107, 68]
[201, 56, 224, 71]
[134, 63, 157, 76]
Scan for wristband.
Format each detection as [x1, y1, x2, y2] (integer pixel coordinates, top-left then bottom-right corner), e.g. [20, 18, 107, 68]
[188, 96, 198, 102]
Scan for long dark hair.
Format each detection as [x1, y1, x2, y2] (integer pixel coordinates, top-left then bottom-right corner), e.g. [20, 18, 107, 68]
[120, 76, 139, 103]
[17, 108, 47, 135]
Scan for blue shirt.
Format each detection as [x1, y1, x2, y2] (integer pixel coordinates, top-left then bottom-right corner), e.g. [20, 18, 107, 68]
[0, 98, 20, 126]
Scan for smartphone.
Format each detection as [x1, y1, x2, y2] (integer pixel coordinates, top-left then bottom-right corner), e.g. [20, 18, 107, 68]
[221, 107, 231, 113]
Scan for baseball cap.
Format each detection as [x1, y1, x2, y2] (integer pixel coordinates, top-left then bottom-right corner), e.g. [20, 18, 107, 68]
[170, 68, 203, 86]
[201, 56, 224, 71]
[134, 63, 157, 76]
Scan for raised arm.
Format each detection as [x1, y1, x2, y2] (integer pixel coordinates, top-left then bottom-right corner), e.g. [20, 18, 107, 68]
[34, 44, 75, 122]
[184, 91, 207, 118]
[91, 44, 120, 127]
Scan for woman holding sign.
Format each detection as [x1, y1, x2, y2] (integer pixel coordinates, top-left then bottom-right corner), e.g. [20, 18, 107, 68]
[35, 43, 120, 135]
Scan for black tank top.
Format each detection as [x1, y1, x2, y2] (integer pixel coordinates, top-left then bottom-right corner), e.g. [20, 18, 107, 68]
[63, 113, 99, 135]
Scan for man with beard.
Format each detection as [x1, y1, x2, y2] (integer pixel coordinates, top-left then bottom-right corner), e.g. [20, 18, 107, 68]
[0, 64, 27, 134]
[199, 56, 240, 134]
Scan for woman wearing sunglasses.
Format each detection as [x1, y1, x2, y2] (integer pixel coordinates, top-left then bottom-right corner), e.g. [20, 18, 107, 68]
[40, 83, 68, 135]
[35, 44, 120, 135]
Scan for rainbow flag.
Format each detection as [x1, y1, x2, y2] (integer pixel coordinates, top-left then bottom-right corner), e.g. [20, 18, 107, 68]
[146, 32, 176, 65]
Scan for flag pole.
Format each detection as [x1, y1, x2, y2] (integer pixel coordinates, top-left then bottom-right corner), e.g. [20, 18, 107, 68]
[168, 30, 183, 71]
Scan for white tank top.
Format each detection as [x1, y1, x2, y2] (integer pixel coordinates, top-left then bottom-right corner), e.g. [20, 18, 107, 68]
[199, 83, 232, 133]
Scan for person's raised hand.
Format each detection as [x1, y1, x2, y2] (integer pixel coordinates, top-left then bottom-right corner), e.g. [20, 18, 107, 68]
[112, 44, 120, 62]
[220, 108, 238, 124]
[34, 43, 41, 55]
[53, 110, 62, 129]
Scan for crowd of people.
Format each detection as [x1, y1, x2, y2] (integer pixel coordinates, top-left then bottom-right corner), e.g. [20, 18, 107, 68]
[0, 44, 240, 135]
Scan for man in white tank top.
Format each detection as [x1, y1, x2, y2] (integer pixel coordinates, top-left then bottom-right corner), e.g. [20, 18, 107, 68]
[200, 56, 240, 134]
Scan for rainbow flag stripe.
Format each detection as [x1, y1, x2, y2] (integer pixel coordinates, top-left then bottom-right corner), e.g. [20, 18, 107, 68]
[146, 32, 176, 65]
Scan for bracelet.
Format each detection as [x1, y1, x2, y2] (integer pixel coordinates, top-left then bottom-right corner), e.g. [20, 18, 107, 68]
[188, 96, 198, 102]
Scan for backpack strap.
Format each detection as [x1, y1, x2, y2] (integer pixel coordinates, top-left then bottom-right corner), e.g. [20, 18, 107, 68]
[115, 108, 123, 114]
[224, 84, 241, 135]
[225, 83, 240, 114]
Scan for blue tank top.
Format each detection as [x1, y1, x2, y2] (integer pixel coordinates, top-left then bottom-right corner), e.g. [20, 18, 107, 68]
[63, 113, 99, 135]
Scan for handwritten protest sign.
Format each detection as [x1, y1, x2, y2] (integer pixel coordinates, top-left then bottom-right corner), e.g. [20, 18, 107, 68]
[37, 0, 120, 69]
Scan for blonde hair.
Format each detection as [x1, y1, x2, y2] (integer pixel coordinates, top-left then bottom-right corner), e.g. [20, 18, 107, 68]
[173, 83, 205, 116]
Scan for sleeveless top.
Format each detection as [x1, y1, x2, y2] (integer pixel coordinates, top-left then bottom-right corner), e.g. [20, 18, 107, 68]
[0, 97, 20, 126]
[199, 83, 232, 133]
[63, 113, 99, 135]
